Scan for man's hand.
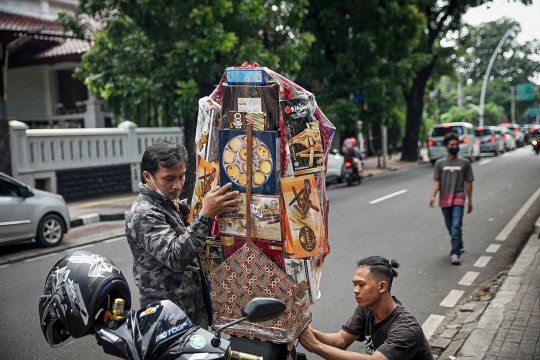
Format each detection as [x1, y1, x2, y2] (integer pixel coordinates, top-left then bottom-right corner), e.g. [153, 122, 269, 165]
[299, 326, 321, 353]
[199, 183, 241, 218]
[429, 197, 435, 208]
[467, 201, 473, 214]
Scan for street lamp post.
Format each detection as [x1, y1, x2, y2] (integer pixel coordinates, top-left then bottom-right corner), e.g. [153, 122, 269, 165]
[477, 28, 513, 127]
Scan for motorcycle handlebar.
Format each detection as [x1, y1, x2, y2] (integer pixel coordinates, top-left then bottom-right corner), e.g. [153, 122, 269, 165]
[226, 349, 263, 360]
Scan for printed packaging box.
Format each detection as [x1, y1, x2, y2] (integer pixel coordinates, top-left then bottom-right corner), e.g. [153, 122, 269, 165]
[220, 236, 285, 269]
[281, 97, 325, 175]
[281, 175, 325, 258]
[218, 194, 280, 241]
[195, 97, 222, 163]
[219, 129, 277, 195]
[227, 111, 267, 131]
[285, 258, 320, 304]
[225, 69, 267, 85]
[189, 157, 220, 224]
[221, 83, 280, 130]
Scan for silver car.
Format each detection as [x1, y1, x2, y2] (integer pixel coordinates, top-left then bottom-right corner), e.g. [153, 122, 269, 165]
[326, 149, 345, 184]
[475, 126, 505, 156]
[428, 122, 480, 165]
[497, 127, 517, 151]
[0, 172, 70, 247]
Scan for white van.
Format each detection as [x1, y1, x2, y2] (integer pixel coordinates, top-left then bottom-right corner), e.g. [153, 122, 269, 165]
[427, 122, 481, 165]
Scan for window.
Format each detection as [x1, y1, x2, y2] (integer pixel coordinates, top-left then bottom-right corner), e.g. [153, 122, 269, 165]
[0, 179, 21, 196]
[432, 126, 465, 137]
[475, 129, 492, 136]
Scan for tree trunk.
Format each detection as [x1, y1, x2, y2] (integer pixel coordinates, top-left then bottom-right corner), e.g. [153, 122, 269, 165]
[401, 62, 435, 161]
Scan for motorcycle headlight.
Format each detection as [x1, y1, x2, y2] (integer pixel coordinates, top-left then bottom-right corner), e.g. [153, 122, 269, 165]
[532, 140, 538, 146]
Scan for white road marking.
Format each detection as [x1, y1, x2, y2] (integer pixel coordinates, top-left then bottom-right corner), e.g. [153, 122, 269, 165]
[64, 244, 94, 252]
[0, 264, 10, 269]
[103, 237, 124, 244]
[479, 159, 492, 165]
[486, 244, 501, 253]
[422, 314, 445, 340]
[459, 271, 480, 286]
[23, 252, 59, 262]
[496, 185, 540, 241]
[369, 189, 408, 204]
[440, 289, 465, 308]
[474, 256, 492, 268]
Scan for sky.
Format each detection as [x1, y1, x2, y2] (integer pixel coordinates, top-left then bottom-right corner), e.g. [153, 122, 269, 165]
[463, 0, 540, 43]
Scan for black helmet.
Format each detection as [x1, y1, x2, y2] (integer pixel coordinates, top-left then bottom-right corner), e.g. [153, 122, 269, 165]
[38, 250, 131, 347]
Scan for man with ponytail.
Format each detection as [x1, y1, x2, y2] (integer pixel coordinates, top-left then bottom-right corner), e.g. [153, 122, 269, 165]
[299, 256, 433, 359]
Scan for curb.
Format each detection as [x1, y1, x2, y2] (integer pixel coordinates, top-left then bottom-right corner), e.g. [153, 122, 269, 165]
[0, 228, 126, 265]
[428, 216, 540, 359]
[69, 211, 129, 228]
[363, 161, 429, 181]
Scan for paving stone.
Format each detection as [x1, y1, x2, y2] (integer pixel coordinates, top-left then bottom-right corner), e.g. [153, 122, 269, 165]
[478, 307, 504, 330]
[439, 329, 458, 338]
[460, 302, 476, 312]
[439, 339, 465, 359]
[446, 324, 461, 330]
[459, 329, 496, 357]
[474, 301, 489, 312]
[453, 312, 471, 325]
[431, 337, 452, 350]
[465, 310, 483, 323]
[461, 322, 477, 332]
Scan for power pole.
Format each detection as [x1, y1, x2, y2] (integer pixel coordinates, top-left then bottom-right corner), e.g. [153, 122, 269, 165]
[511, 86, 516, 123]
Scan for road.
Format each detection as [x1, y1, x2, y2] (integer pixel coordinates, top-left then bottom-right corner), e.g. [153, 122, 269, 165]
[1, 147, 540, 359]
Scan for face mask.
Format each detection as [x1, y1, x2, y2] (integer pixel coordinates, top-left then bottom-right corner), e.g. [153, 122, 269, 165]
[148, 174, 166, 197]
[448, 147, 459, 156]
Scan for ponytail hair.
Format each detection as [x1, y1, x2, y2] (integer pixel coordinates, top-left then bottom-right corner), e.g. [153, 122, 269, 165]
[357, 256, 400, 291]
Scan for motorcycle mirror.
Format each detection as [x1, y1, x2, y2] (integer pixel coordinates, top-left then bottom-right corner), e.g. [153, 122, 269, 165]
[241, 298, 287, 322]
[211, 298, 286, 347]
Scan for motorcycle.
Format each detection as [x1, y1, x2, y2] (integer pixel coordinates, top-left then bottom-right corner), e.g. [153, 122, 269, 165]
[342, 160, 362, 186]
[38, 249, 305, 360]
[532, 135, 540, 154]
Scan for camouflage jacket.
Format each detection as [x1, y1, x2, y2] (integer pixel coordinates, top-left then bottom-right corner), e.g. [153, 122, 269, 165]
[126, 183, 212, 327]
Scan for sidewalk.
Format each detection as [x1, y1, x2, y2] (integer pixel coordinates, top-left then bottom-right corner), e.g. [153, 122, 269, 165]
[429, 229, 540, 359]
[362, 148, 430, 178]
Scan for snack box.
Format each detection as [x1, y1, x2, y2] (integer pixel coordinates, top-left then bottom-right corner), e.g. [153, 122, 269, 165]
[218, 194, 280, 241]
[284, 258, 320, 304]
[188, 157, 220, 224]
[227, 111, 267, 131]
[281, 175, 325, 258]
[195, 97, 221, 163]
[222, 83, 280, 130]
[225, 69, 267, 85]
[219, 129, 278, 195]
[220, 236, 285, 269]
[281, 97, 325, 175]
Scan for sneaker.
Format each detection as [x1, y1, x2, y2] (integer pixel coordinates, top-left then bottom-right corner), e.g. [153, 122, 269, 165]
[451, 254, 461, 265]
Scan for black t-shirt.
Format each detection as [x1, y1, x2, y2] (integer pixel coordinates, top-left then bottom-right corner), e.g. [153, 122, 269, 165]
[342, 297, 433, 360]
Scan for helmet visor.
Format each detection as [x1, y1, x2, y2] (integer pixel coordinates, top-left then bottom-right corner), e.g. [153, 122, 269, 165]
[44, 318, 72, 347]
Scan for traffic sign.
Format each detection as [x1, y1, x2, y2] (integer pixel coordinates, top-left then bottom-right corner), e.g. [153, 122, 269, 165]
[530, 107, 540, 116]
[517, 83, 535, 101]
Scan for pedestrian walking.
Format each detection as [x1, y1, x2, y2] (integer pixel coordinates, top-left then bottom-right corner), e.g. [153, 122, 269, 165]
[429, 132, 474, 265]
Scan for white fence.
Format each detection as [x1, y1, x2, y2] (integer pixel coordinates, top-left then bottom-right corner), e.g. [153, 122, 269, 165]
[9, 120, 184, 193]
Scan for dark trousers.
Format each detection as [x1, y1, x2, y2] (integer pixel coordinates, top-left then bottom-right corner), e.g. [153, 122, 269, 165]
[441, 205, 465, 256]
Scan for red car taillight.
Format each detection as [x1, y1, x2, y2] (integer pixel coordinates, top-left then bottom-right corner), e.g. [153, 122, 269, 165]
[427, 140, 435, 147]
[502, 134, 508, 140]
[514, 128, 518, 134]
[460, 137, 469, 144]
[489, 137, 496, 143]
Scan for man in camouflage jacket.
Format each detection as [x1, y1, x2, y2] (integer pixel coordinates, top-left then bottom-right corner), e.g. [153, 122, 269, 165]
[126, 140, 241, 327]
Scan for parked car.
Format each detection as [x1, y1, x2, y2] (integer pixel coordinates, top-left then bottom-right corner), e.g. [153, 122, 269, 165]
[427, 122, 480, 165]
[475, 126, 504, 156]
[496, 126, 517, 151]
[0, 172, 70, 247]
[326, 148, 344, 183]
[499, 122, 525, 147]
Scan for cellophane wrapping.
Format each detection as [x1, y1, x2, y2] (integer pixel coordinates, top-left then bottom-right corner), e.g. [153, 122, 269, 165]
[195, 63, 335, 343]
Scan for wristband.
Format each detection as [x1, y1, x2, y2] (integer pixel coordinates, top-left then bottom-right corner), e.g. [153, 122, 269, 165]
[195, 215, 213, 228]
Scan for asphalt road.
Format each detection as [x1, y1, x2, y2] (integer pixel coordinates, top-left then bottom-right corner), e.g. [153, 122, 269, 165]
[1, 146, 540, 359]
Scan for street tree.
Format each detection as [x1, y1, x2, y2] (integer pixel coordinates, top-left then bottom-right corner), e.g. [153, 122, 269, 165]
[298, 0, 425, 150]
[399, 0, 532, 161]
[59, 0, 313, 199]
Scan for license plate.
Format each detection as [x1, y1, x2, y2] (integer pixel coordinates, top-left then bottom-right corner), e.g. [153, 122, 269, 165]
[344, 168, 353, 173]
